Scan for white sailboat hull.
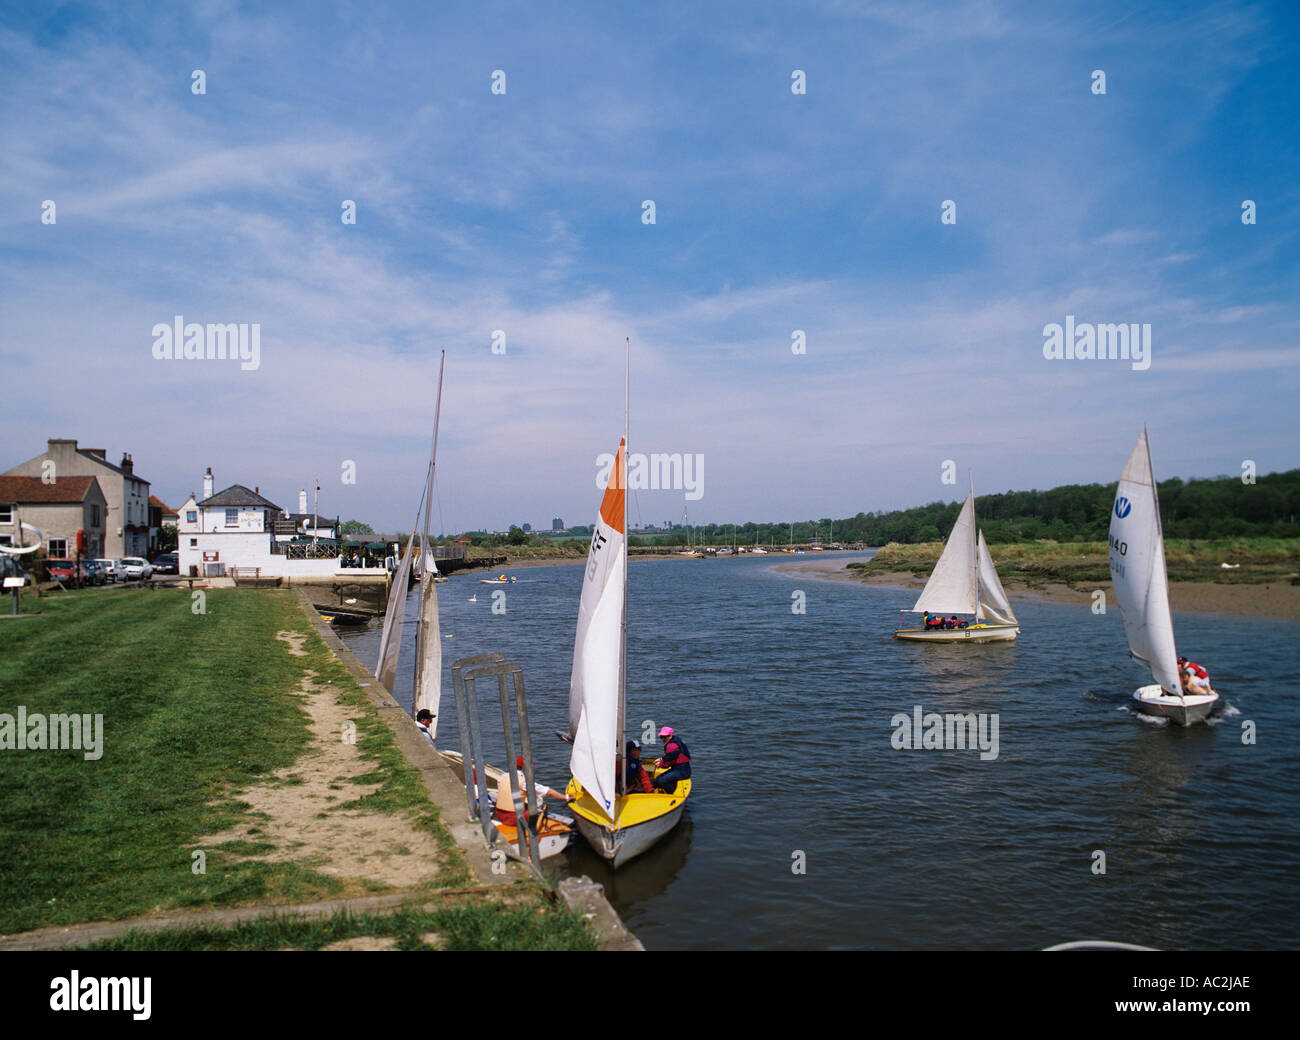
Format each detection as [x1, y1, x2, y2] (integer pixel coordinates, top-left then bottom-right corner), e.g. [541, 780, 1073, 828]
[573, 801, 686, 869]
[894, 623, 1019, 643]
[1131, 684, 1219, 726]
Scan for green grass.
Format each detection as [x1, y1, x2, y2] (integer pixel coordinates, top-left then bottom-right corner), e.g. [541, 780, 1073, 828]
[76, 897, 598, 951]
[850, 537, 1300, 587]
[0, 588, 472, 932]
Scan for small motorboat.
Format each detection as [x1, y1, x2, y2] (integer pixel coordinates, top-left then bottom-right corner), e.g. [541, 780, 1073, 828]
[315, 604, 371, 626]
[480, 574, 516, 584]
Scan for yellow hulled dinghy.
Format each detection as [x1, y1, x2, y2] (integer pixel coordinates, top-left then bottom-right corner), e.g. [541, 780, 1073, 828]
[565, 345, 691, 868]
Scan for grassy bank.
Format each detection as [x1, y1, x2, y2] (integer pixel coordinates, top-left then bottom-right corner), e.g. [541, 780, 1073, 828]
[79, 899, 596, 951]
[850, 537, 1300, 587]
[0, 588, 587, 949]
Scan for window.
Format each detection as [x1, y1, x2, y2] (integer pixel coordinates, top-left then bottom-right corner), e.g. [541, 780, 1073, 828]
[91, 505, 101, 526]
[225, 508, 239, 527]
[0, 504, 12, 524]
[49, 538, 67, 557]
[186, 511, 197, 524]
[189, 538, 197, 547]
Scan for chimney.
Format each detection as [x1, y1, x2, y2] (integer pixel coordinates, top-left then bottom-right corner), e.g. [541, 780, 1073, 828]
[120, 452, 133, 475]
[203, 467, 214, 500]
[299, 488, 308, 513]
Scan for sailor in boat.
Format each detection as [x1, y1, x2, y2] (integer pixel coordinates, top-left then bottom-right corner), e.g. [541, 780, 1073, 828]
[1177, 657, 1213, 697]
[625, 740, 654, 794]
[652, 727, 692, 795]
[494, 757, 569, 827]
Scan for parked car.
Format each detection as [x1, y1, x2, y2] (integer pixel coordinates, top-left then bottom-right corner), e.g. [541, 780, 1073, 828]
[94, 558, 119, 583]
[152, 552, 179, 575]
[119, 556, 154, 580]
[46, 558, 81, 586]
[81, 560, 106, 586]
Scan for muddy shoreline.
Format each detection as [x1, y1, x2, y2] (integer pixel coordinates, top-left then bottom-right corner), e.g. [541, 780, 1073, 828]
[772, 558, 1300, 620]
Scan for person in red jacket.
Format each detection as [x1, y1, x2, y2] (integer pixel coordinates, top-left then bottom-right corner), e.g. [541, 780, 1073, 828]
[653, 726, 692, 794]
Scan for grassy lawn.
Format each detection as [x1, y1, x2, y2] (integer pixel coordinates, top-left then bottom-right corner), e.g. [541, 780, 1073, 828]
[851, 537, 1300, 586]
[78, 899, 597, 951]
[0, 587, 574, 945]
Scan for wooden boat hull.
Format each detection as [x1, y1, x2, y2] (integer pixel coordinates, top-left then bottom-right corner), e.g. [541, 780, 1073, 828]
[491, 813, 574, 860]
[567, 778, 691, 869]
[1131, 684, 1218, 726]
[894, 623, 1019, 643]
[315, 605, 370, 626]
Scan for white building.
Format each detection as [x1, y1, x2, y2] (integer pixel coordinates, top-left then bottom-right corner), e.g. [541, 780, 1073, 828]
[176, 468, 382, 579]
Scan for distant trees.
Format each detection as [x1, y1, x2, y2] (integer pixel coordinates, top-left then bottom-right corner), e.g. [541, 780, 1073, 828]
[341, 519, 374, 535]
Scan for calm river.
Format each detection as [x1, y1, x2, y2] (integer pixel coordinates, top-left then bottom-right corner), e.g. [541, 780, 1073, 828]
[337, 552, 1300, 950]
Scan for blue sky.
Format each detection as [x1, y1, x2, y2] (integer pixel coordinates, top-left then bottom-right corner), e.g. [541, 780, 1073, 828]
[1, 0, 1296, 533]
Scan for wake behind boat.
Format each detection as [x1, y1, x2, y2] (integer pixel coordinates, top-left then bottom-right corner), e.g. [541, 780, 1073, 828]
[1108, 429, 1220, 726]
[894, 478, 1020, 643]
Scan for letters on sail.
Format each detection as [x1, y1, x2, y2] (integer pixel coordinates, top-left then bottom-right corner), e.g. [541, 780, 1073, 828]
[568, 438, 627, 819]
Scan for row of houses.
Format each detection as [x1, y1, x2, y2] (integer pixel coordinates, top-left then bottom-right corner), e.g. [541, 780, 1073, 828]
[2, 438, 384, 580]
[0, 439, 176, 560]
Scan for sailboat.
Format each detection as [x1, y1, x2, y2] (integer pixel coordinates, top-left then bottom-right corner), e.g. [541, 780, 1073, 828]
[374, 352, 446, 733]
[373, 356, 574, 855]
[893, 479, 1020, 643]
[1108, 429, 1220, 726]
[565, 342, 691, 868]
[678, 504, 703, 558]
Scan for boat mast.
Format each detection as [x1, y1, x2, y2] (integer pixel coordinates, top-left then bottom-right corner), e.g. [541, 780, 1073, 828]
[617, 338, 629, 828]
[423, 351, 446, 548]
[970, 473, 980, 620]
[412, 351, 446, 719]
[1144, 425, 1182, 702]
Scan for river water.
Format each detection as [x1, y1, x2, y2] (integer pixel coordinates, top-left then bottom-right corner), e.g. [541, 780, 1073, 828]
[336, 552, 1300, 950]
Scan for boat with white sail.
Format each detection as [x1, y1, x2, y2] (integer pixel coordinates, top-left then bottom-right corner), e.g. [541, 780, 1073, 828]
[565, 342, 691, 868]
[893, 479, 1020, 643]
[374, 353, 447, 733]
[1108, 429, 1220, 726]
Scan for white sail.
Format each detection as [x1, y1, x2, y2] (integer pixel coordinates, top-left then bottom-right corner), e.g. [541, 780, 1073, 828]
[912, 490, 978, 615]
[976, 530, 1016, 625]
[568, 438, 627, 821]
[375, 524, 416, 695]
[412, 533, 443, 728]
[1108, 430, 1181, 696]
[412, 354, 446, 733]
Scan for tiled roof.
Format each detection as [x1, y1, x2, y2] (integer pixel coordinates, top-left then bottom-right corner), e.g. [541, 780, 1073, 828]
[0, 475, 98, 504]
[198, 484, 283, 511]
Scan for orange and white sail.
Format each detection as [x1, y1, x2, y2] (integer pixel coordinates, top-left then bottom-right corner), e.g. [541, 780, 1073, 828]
[568, 438, 627, 820]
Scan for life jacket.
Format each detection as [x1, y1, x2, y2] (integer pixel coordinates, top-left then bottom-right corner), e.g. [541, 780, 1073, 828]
[662, 737, 691, 767]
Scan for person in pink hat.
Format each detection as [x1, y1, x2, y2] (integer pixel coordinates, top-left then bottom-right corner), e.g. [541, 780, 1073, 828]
[653, 726, 692, 794]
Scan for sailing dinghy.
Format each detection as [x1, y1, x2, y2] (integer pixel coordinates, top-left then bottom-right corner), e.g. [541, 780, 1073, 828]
[894, 480, 1020, 642]
[374, 352, 446, 734]
[565, 345, 691, 868]
[1108, 429, 1219, 726]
